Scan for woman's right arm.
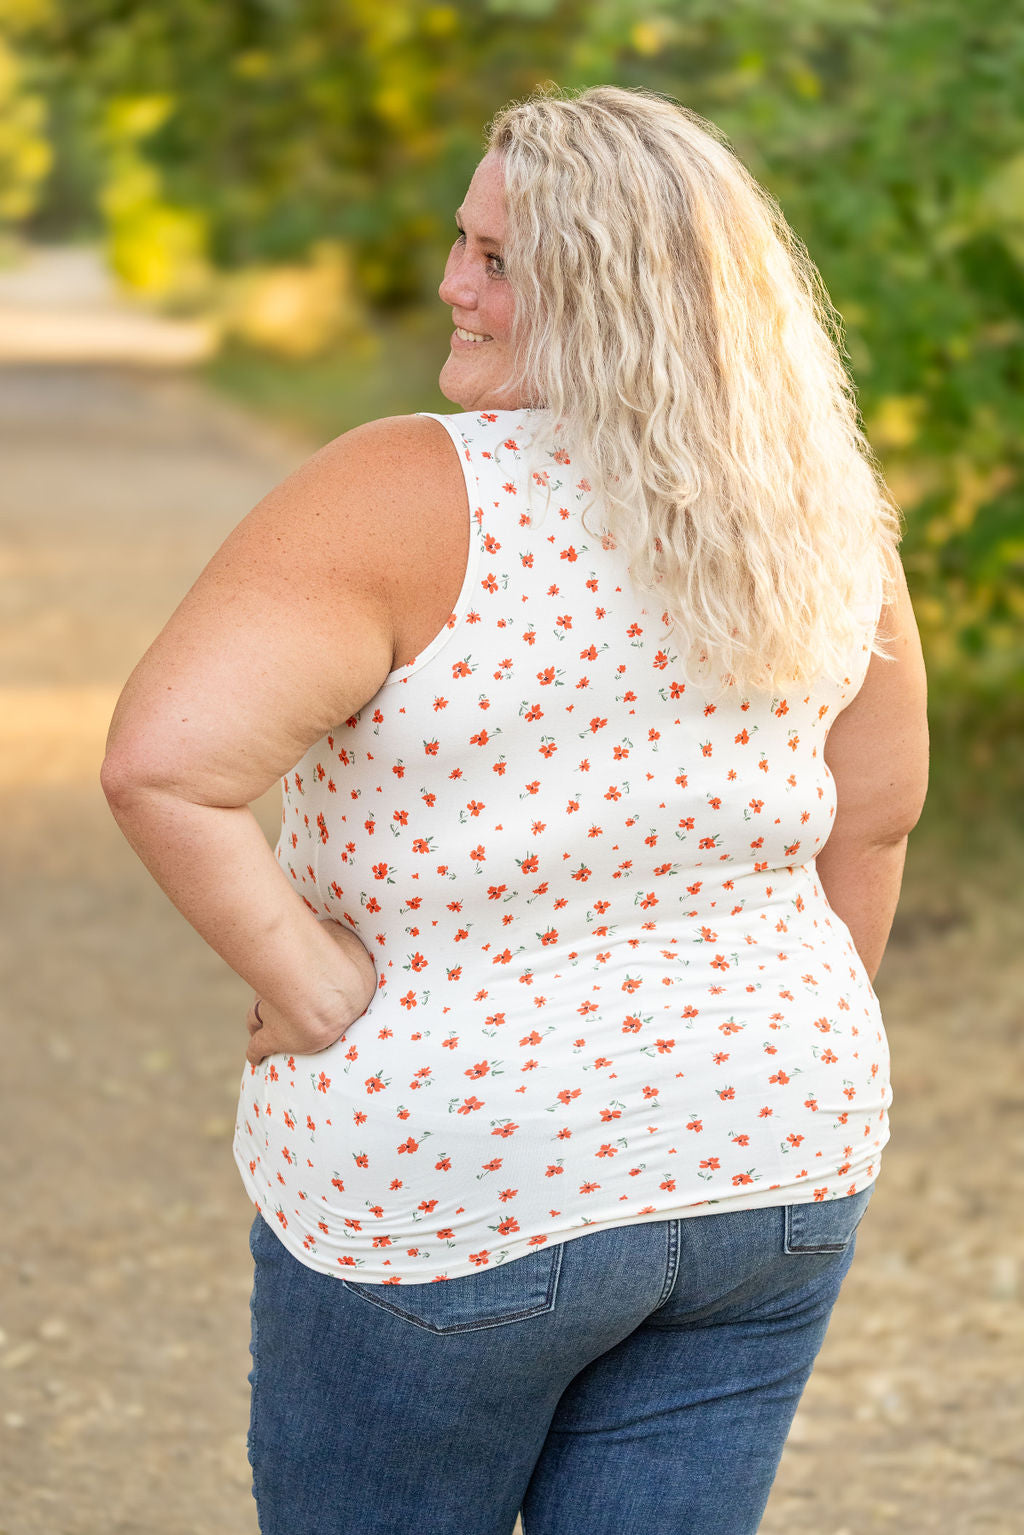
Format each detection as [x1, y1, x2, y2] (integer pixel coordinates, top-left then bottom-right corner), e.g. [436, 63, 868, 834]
[101, 414, 465, 1058]
[813, 565, 929, 983]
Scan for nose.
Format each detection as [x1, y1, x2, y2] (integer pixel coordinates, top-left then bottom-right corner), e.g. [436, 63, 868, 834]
[438, 247, 476, 310]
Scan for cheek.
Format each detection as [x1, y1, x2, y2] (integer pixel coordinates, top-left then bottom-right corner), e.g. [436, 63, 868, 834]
[492, 288, 516, 340]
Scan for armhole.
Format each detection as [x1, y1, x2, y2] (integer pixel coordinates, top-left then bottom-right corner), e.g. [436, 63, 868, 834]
[857, 565, 886, 670]
[380, 413, 484, 689]
[857, 566, 886, 634]
[833, 565, 886, 715]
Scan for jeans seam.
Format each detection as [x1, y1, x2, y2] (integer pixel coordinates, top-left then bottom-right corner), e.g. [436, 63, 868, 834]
[652, 1219, 679, 1310]
[248, 1218, 264, 1529]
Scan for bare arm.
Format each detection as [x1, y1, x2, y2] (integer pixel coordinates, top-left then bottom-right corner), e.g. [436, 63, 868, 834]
[101, 414, 465, 1061]
[815, 565, 929, 982]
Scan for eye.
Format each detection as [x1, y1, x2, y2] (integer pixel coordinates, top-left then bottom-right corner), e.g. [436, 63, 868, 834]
[451, 220, 505, 277]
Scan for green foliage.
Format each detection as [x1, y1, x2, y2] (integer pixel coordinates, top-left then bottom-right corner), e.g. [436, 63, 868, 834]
[3, 0, 1023, 751]
[0, 22, 53, 223]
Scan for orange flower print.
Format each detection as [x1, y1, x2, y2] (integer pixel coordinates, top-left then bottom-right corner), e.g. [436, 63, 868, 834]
[237, 407, 889, 1284]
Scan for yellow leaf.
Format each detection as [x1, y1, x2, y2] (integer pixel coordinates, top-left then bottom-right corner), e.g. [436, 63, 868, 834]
[868, 395, 926, 451]
[423, 6, 458, 36]
[232, 51, 273, 80]
[103, 94, 176, 144]
[630, 21, 663, 58]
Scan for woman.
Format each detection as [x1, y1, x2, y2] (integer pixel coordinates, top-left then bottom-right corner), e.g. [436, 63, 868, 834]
[103, 86, 928, 1535]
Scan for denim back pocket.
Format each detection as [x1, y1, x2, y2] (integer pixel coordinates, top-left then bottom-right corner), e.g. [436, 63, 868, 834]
[784, 1184, 875, 1255]
[341, 1241, 564, 1334]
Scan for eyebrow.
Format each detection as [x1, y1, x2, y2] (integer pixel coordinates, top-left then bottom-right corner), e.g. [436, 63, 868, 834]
[454, 208, 503, 246]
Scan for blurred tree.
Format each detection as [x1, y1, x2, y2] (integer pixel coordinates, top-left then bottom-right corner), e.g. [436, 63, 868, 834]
[0, 0, 54, 226]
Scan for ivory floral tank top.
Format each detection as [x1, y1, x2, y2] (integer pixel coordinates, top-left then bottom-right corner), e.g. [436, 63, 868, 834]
[233, 407, 891, 1283]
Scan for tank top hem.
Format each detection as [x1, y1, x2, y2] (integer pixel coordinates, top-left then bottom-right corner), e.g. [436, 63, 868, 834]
[233, 1131, 885, 1284]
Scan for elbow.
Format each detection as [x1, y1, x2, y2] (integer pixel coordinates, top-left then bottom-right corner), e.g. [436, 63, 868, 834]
[876, 731, 931, 848]
[870, 782, 929, 852]
[901, 741, 931, 842]
[828, 765, 930, 855]
[102, 735, 243, 817]
[100, 744, 147, 816]
[100, 738, 171, 816]
[904, 781, 929, 842]
[880, 767, 929, 849]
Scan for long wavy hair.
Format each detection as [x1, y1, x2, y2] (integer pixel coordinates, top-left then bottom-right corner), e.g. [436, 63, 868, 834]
[486, 85, 901, 691]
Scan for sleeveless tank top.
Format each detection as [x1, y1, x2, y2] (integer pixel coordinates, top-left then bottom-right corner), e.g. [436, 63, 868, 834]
[233, 407, 890, 1282]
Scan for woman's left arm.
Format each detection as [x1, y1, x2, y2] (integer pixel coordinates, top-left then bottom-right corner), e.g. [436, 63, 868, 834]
[101, 414, 461, 1062]
[814, 564, 930, 983]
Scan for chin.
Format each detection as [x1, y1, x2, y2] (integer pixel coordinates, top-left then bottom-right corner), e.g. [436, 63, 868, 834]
[438, 360, 471, 410]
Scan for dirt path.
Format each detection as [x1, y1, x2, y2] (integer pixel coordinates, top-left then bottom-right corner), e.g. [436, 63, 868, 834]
[0, 276, 1021, 1533]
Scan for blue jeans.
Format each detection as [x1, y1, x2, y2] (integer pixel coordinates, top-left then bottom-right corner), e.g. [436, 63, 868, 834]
[247, 1186, 873, 1535]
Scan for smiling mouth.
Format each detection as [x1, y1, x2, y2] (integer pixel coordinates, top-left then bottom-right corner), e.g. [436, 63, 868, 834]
[454, 326, 493, 343]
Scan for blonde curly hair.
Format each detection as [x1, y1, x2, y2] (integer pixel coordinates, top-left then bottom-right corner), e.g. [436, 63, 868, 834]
[486, 84, 901, 691]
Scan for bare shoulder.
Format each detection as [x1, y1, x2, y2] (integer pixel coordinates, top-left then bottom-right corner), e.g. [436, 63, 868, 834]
[306, 413, 465, 521]
[319, 411, 463, 473]
[245, 413, 467, 594]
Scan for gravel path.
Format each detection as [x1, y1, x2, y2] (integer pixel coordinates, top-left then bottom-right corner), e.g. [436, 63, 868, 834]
[0, 344, 1020, 1534]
